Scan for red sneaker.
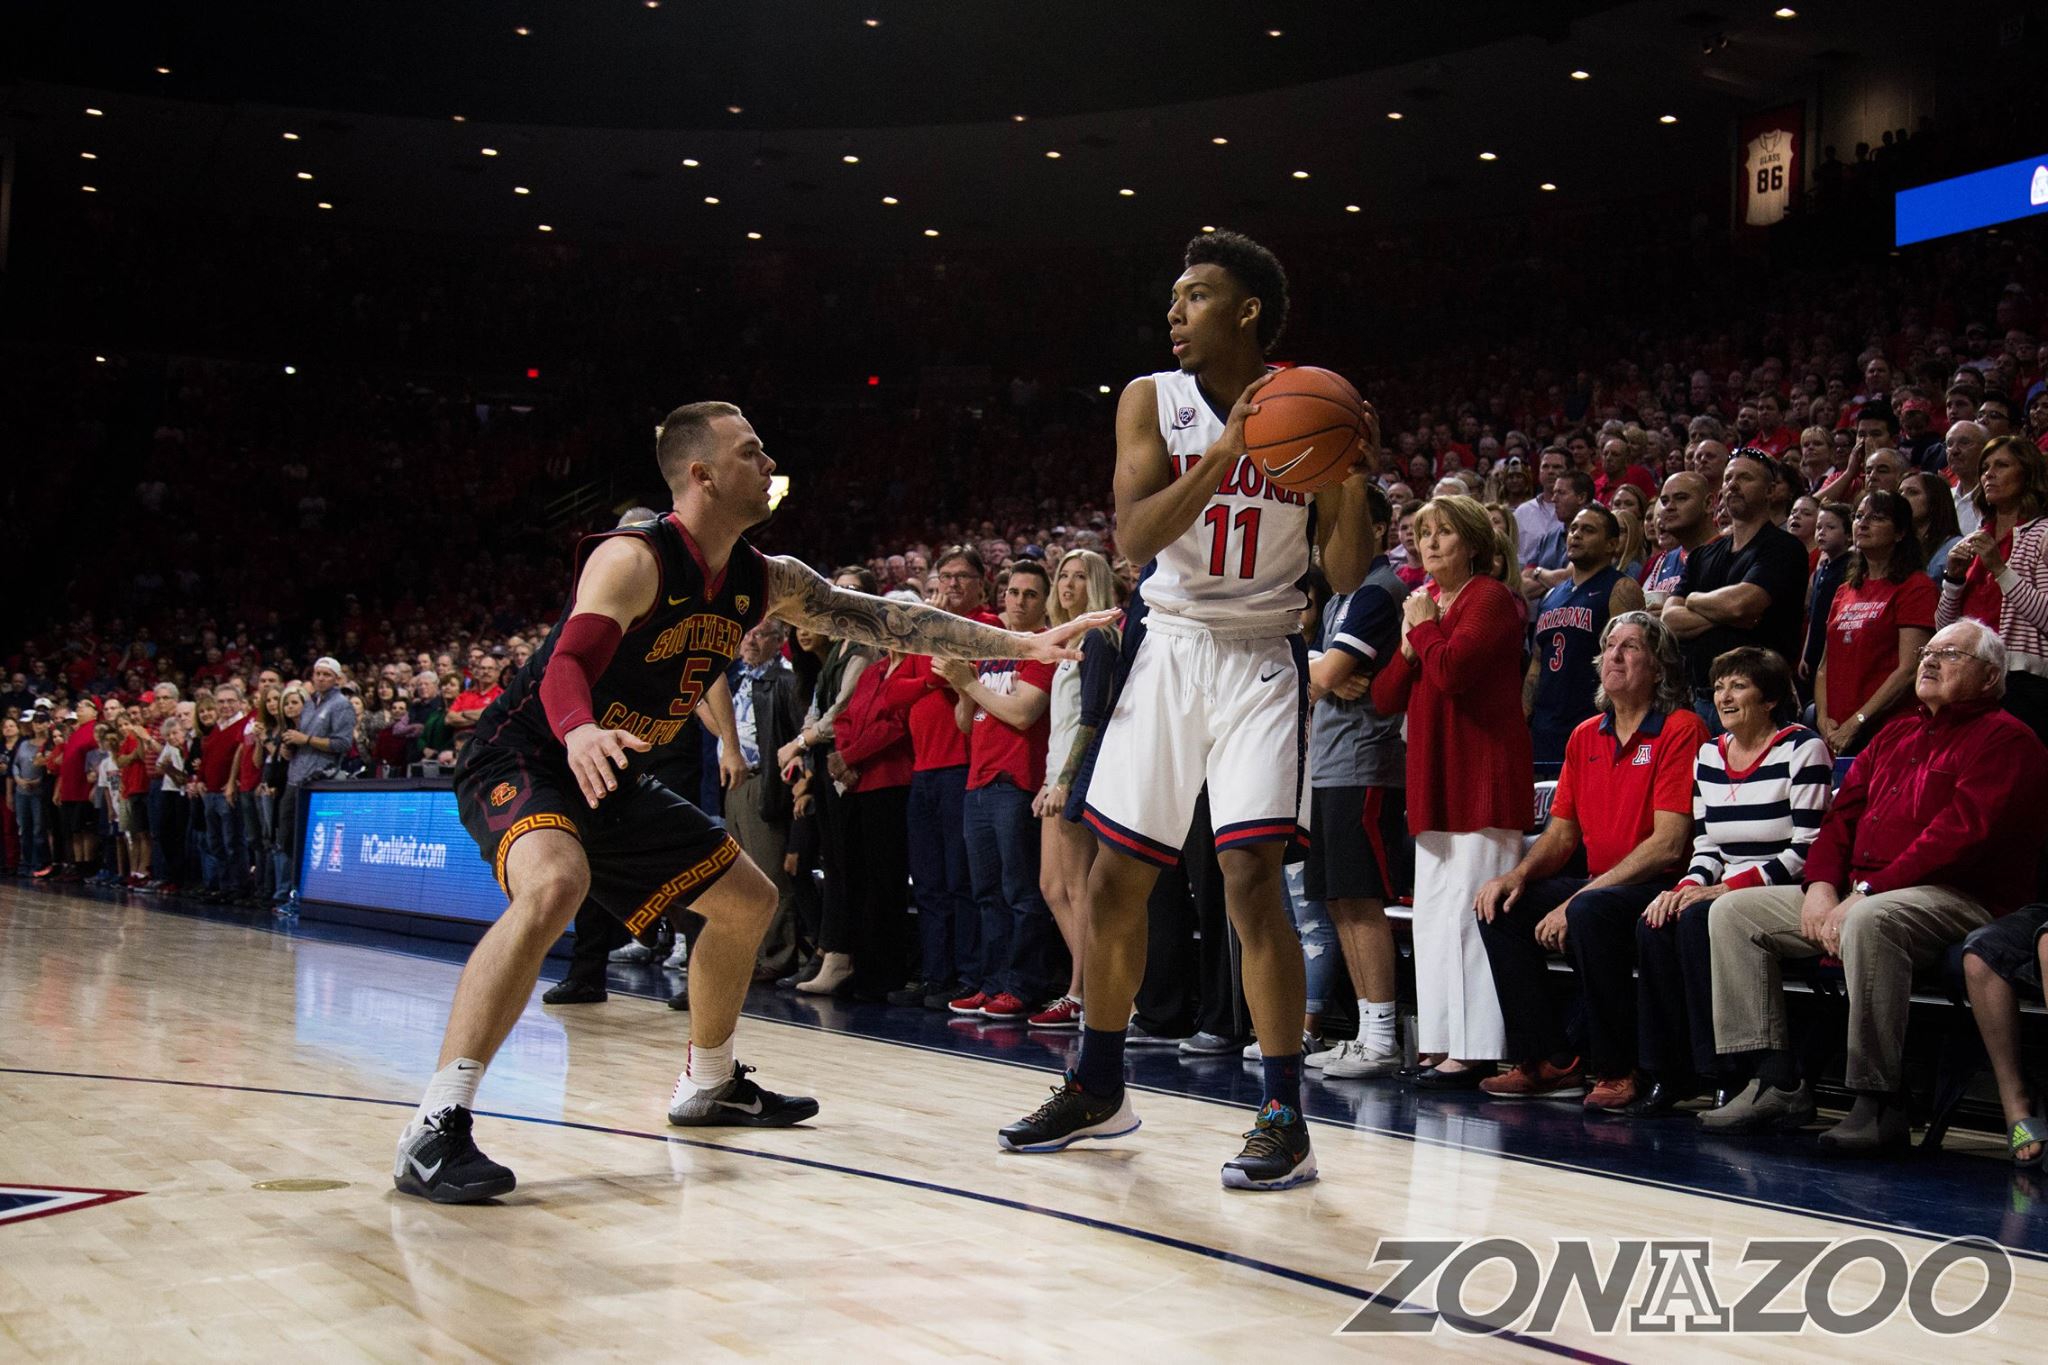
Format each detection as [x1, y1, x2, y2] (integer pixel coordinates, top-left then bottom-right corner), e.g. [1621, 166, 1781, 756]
[1479, 1058, 1584, 1100]
[1028, 996, 1083, 1028]
[947, 990, 989, 1016]
[1585, 1074, 1638, 1112]
[980, 992, 1030, 1021]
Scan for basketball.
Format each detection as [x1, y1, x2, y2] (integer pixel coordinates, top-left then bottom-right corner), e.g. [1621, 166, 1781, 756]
[1242, 365, 1366, 494]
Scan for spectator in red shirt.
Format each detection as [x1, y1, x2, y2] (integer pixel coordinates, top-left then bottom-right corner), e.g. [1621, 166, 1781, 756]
[936, 560, 1062, 1019]
[1593, 435, 1658, 506]
[1815, 491, 1935, 755]
[831, 648, 920, 999]
[115, 699, 160, 887]
[448, 654, 503, 730]
[1710, 619, 2048, 1154]
[1372, 495, 1531, 1087]
[55, 698, 101, 880]
[1475, 612, 1705, 1110]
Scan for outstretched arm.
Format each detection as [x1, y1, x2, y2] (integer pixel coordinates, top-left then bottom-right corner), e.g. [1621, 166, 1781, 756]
[765, 555, 1110, 663]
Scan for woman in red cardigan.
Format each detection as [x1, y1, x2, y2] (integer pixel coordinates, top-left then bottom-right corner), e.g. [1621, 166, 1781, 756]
[1372, 494, 1532, 1087]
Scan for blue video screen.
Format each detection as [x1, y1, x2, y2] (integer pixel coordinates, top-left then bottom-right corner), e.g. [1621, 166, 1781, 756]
[299, 785, 510, 924]
[1896, 153, 2048, 247]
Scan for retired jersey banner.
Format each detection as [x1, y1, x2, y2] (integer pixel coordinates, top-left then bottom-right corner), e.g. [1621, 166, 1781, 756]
[1738, 106, 1803, 228]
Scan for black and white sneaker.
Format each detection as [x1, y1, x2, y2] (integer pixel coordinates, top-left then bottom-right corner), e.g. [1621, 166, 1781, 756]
[1220, 1100, 1318, 1191]
[667, 1062, 819, 1127]
[998, 1072, 1141, 1152]
[393, 1106, 517, 1204]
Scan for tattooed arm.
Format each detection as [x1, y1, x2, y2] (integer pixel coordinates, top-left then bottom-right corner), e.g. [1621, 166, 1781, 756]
[765, 555, 1111, 663]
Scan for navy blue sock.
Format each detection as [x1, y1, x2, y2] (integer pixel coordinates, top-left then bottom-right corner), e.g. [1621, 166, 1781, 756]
[1261, 1052, 1303, 1116]
[1075, 1025, 1126, 1099]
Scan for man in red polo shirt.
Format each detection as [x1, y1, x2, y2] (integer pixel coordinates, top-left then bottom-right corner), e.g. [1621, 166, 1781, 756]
[115, 697, 161, 887]
[197, 682, 252, 901]
[1474, 611, 1705, 1109]
[55, 699, 102, 880]
[934, 559, 1061, 1020]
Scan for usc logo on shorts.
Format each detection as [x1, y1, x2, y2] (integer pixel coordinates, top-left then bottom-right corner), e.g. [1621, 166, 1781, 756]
[489, 782, 518, 807]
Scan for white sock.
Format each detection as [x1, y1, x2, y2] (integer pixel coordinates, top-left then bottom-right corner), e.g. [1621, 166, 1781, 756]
[1361, 1000, 1397, 1054]
[412, 1058, 485, 1129]
[679, 1034, 737, 1101]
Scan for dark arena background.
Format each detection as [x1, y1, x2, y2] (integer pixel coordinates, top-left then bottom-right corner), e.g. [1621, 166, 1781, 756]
[5, 2, 2048, 1357]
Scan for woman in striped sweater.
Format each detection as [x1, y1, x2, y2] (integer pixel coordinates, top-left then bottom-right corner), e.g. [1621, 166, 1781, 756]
[1629, 646, 1833, 1117]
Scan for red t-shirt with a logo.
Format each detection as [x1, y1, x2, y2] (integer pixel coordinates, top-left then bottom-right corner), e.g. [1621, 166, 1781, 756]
[1824, 572, 1938, 722]
[1550, 708, 1709, 876]
[966, 659, 1056, 792]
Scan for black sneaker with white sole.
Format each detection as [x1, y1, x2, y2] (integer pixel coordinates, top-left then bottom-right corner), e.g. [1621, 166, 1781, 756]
[667, 1062, 820, 1127]
[393, 1106, 517, 1204]
[998, 1072, 1141, 1152]
[1220, 1100, 1318, 1191]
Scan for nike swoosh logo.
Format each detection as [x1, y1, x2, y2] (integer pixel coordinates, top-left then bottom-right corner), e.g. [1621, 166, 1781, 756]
[408, 1155, 443, 1183]
[1264, 445, 1315, 477]
[714, 1096, 765, 1116]
[1259, 666, 1285, 683]
[455, 1062, 478, 1072]
[667, 594, 690, 606]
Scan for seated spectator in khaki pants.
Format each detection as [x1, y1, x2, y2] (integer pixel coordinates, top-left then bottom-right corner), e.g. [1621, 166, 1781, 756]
[1706, 619, 2048, 1153]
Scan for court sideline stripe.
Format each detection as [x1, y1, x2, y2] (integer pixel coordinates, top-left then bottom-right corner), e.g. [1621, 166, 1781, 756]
[31, 889, 2048, 1265]
[0, 1064, 1620, 1363]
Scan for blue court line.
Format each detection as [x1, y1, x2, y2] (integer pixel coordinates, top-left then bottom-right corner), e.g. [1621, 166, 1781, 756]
[31, 886, 2048, 1264]
[0, 1064, 1620, 1361]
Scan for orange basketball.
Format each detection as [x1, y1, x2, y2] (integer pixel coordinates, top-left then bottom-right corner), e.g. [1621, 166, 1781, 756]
[1242, 365, 1367, 494]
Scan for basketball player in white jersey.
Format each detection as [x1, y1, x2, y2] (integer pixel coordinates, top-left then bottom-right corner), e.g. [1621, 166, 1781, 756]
[998, 230, 1379, 1189]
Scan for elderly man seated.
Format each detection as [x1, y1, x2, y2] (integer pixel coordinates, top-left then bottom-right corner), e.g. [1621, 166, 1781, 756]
[1706, 619, 2048, 1153]
[1474, 611, 1707, 1111]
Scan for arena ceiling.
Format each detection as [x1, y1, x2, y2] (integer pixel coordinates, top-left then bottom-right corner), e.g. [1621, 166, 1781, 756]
[0, 1, 1969, 249]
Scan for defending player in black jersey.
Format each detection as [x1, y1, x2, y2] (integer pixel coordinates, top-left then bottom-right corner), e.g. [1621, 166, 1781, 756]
[396, 400, 1113, 1203]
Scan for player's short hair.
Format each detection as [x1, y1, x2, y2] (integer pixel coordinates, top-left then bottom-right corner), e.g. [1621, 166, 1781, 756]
[1183, 230, 1289, 354]
[655, 401, 743, 488]
[1362, 484, 1393, 548]
[619, 506, 660, 526]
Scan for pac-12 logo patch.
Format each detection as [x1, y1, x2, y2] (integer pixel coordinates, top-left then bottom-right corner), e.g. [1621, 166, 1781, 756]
[490, 782, 517, 807]
[735, 595, 751, 615]
[1632, 744, 1654, 766]
[1172, 405, 1198, 430]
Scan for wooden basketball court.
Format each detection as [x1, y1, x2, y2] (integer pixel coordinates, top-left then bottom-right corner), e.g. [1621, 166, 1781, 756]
[1, 884, 2036, 1359]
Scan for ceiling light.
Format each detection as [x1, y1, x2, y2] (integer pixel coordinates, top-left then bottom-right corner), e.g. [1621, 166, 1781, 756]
[1345, 204, 1361, 213]
[94, 355, 106, 363]
[1118, 187, 1135, 196]
[156, 66, 172, 75]
[645, 0, 660, 7]
[1479, 151, 1497, 161]
[1774, 6, 1797, 16]
[726, 105, 743, 114]
[1659, 114, 1678, 124]
[81, 184, 96, 193]
[514, 186, 530, 195]
[1212, 136, 1229, 145]
[284, 365, 298, 375]
[282, 132, 300, 141]
[1200, 225, 1215, 232]
[1540, 182, 1558, 191]
[537, 224, 553, 232]
[1291, 170, 1309, 179]
[317, 201, 333, 210]
[296, 171, 314, 180]
[923, 228, 940, 237]
[85, 107, 103, 116]
[80, 151, 95, 160]
[1012, 114, 1027, 123]
[451, 115, 466, 123]
[881, 195, 899, 204]
[746, 231, 762, 240]
[1266, 28, 1283, 37]
[1570, 69, 1590, 80]
[864, 17, 881, 26]
[704, 196, 720, 204]
[1045, 150, 1061, 159]
[842, 154, 859, 164]
[1098, 385, 1112, 394]
[681, 157, 699, 167]
[514, 25, 530, 36]
[481, 147, 498, 156]
[1386, 111, 1403, 121]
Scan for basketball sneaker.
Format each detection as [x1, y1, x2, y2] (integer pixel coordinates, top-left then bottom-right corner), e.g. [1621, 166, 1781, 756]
[998, 1072, 1140, 1153]
[392, 1106, 516, 1204]
[1221, 1100, 1318, 1191]
[667, 1062, 819, 1128]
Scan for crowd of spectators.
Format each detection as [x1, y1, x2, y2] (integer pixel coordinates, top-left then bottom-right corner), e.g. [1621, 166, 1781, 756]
[10, 164, 2048, 1162]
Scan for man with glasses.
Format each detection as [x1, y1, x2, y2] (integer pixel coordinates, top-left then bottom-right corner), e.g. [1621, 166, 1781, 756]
[1705, 619, 2048, 1153]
